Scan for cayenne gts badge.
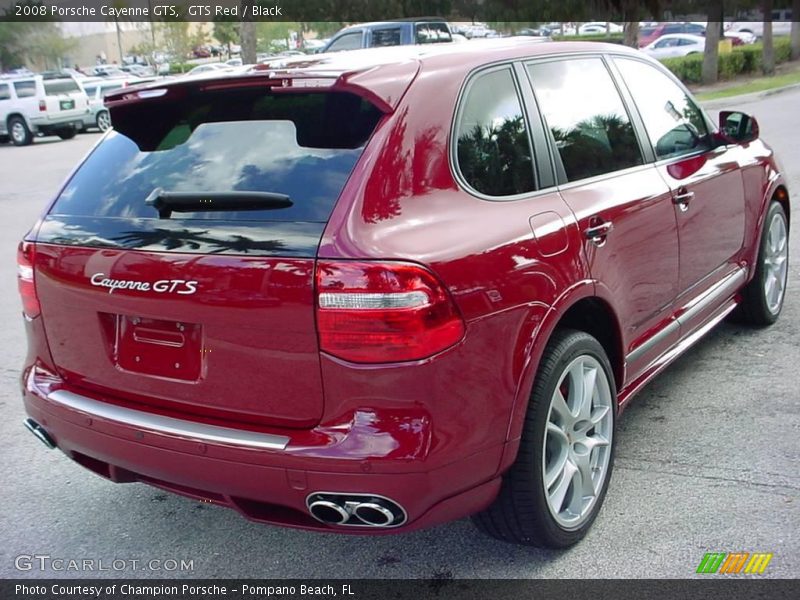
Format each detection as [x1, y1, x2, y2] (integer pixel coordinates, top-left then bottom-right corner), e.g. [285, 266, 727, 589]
[90, 273, 198, 295]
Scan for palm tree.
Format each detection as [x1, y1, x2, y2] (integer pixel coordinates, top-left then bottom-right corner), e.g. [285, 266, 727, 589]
[791, 0, 800, 61]
[762, 0, 775, 75]
[702, 1, 723, 84]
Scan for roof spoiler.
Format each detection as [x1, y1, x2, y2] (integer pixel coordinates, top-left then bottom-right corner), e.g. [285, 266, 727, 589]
[105, 59, 420, 116]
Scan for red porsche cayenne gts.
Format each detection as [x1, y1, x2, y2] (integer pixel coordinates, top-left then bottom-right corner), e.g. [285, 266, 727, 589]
[18, 39, 789, 547]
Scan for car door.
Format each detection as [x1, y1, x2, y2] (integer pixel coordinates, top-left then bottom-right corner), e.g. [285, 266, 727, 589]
[613, 57, 746, 297]
[525, 56, 681, 367]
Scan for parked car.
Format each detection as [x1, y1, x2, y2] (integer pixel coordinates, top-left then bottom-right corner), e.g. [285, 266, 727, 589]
[225, 58, 243, 67]
[80, 78, 140, 132]
[18, 40, 789, 548]
[323, 19, 452, 52]
[119, 64, 155, 78]
[638, 22, 706, 47]
[641, 33, 706, 59]
[85, 65, 128, 78]
[725, 30, 757, 45]
[577, 22, 624, 35]
[0, 75, 88, 145]
[727, 10, 793, 38]
[185, 63, 230, 77]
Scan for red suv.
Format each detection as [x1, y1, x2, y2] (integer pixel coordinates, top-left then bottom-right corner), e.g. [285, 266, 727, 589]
[18, 40, 789, 548]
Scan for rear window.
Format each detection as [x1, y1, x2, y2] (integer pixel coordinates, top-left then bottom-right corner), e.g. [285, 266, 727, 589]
[44, 79, 81, 95]
[49, 89, 382, 224]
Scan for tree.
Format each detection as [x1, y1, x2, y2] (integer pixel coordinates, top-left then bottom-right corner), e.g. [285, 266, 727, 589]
[213, 20, 238, 57]
[240, 20, 257, 65]
[702, 1, 724, 85]
[791, 0, 800, 61]
[158, 22, 193, 71]
[762, 0, 775, 74]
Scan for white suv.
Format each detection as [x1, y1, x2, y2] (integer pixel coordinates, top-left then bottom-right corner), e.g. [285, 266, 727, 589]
[0, 75, 89, 146]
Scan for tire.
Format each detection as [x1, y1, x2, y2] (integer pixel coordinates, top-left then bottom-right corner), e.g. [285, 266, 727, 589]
[57, 128, 77, 140]
[473, 329, 617, 547]
[737, 201, 789, 326]
[8, 116, 32, 146]
[96, 110, 111, 132]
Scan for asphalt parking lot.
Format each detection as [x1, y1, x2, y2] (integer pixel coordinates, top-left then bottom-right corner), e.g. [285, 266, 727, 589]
[0, 90, 797, 579]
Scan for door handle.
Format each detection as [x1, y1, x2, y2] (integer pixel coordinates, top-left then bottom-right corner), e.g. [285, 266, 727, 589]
[672, 188, 694, 212]
[584, 221, 613, 246]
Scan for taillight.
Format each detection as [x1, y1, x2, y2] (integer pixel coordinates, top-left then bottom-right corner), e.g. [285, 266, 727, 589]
[316, 261, 465, 363]
[17, 241, 40, 318]
[38, 100, 46, 112]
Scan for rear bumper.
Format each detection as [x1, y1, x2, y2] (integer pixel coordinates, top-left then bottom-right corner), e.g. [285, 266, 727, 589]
[22, 366, 503, 533]
[30, 114, 85, 133]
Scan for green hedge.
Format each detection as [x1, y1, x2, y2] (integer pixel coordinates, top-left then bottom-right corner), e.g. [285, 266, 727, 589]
[662, 37, 795, 84]
[168, 62, 195, 75]
[552, 33, 626, 44]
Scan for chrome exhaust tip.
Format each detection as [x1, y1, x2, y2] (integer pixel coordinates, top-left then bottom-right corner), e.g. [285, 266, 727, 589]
[308, 500, 351, 525]
[24, 418, 56, 450]
[306, 492, 407, 528]
[353, 502, 395, 527]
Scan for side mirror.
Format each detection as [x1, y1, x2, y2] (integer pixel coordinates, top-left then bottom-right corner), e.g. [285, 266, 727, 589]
[719, 111, 759, 144]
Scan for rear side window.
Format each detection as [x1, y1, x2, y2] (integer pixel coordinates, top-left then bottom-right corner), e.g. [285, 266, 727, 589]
[50, 90, 382, 223]
[615, 58, 711, 160]
[83, 86, 98, 98]
[13, 81, 36, 98]
[44, 79, 81, 95]
[0, 84, 9, 100]
[327, 31, 363, 52]
[371, 27, 402, 47]
[528, 58, 643, 182]
[416, 23, 452, 43]
[455, 67, 535, 197]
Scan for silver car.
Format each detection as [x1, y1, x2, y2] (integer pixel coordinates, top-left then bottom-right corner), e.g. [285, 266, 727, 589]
[80, 79, 130, 132]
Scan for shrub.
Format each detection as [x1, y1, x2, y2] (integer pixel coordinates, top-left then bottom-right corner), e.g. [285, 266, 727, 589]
[661, 54, 703, 84]
[661, 37, 797, 83]
[718, 51, 745, 80]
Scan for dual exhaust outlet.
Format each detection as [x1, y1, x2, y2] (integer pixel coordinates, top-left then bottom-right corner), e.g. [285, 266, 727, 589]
[306, 493, 407, 528]
[25, 419, 407, 528]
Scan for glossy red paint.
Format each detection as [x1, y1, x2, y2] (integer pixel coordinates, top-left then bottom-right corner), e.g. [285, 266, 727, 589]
[20, 40, 789, 534]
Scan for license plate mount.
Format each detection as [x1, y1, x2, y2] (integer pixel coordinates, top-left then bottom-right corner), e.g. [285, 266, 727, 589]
[114, 315, 203, 381]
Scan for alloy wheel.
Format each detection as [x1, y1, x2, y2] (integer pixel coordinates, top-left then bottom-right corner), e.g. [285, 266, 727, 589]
[543, 355, 613, 529]
[763, 211, 788, 315]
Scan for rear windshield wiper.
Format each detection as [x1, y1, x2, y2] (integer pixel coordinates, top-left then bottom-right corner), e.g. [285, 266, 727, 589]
[145, 188, 293, 219]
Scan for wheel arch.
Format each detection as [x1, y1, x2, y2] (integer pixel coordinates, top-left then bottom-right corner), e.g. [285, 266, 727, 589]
[6, 112, 31, 129]
[501, 284, 625, 465]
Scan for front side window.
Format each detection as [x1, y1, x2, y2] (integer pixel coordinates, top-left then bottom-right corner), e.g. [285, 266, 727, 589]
[455, 67, 535, 197]
[615, 58, 712, 160]
[528, 58, 643, 182]
[326, 31, 363, 52]
[13, 81, 36, 98]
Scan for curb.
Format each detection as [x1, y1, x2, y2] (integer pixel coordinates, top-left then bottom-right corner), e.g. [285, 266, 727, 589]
[700, 82, 800, 109]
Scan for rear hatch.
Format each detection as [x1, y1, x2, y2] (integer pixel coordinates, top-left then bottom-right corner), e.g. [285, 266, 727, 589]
[32, 82, 383, 428]
[42, 78, 87, 120]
